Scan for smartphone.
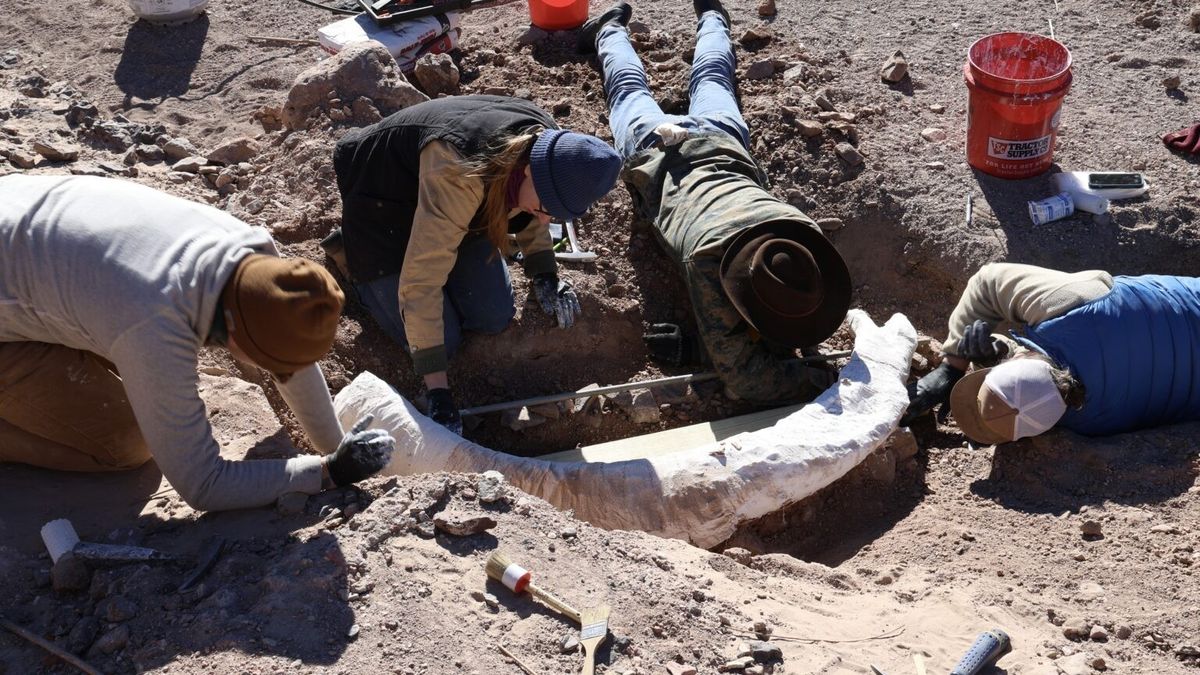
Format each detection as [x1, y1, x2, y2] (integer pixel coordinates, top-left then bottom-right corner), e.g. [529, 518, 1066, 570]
[1087, 172, 1145, 190]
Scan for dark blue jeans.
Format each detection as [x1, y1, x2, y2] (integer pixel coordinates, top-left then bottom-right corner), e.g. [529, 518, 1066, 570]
[599, 12, 750, 160]
[355, 234, 515, 359]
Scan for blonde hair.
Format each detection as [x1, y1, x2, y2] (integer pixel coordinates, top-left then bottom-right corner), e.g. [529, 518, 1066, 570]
[462, 129, 543, 252]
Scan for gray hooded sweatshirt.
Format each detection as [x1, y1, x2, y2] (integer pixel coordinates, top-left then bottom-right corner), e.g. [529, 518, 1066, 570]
[0, 174, 344, 511]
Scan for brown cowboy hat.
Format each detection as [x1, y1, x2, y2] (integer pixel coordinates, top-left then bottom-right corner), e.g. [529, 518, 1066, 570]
[719, 220, 852, 348]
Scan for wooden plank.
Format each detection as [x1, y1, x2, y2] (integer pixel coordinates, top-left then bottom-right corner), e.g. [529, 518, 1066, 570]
[542, 403, 805, 463]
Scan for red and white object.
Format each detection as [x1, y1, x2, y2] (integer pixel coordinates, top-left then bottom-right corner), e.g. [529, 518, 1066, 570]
[317, 13, 462, 71]
[500, 561, 532, 591]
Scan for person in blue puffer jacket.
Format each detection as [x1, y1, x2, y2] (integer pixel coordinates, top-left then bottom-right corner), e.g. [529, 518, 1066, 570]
[904, 262, 1200, 444]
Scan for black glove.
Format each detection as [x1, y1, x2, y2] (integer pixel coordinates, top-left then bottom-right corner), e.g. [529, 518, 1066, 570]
[642, 323, 700, 366]
[959, 319, 1009, 367]
[900, 362, 966, 426]
[533, 273, 582, 328]
[427, 387, 463, 435]
[326, 414, 394, 487]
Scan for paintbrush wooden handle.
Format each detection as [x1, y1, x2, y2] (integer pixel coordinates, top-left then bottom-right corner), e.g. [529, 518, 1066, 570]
[526, 582, 581, 624]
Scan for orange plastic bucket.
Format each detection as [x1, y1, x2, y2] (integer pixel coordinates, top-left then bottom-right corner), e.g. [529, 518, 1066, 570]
[528, 0, 588, 30]
[964, 32, 1072, 179]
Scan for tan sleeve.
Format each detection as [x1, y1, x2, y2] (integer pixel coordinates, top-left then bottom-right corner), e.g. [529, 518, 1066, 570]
[943, 263, 1114, 355]
[398, 141, 485, 374]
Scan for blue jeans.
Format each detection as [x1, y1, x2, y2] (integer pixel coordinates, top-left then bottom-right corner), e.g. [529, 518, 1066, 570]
[598, 12, 750, 160]
[355, 234, 515, 358]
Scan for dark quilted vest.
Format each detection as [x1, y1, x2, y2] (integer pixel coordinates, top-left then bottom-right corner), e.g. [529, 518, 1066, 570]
[333, 95, 557, 283]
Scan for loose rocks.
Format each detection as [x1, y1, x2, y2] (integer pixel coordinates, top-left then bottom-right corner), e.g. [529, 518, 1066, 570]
[757, 0, 776, 17]
[283, 40, 427, 130]
[413, 52, 460, 97]
[433, 509, 497, 536]
[172, 156, 207, 173]
[1080, 520, 1103, 537]
[920, 127, 947, 142]
[744, 60, 776, 80]
[835, 142, 864, 166]
[559, 634, 580, 654]
[162, 137, 200, 161]
[1163, 74, 1182, 90]
[65, 616, 100, 654]
[880, 51, 908, 83]
[796, 120, 824, 137]
[51, 551, 91, 593]
[32, 138, 81, 162]
[207, 137, 261, 165]
[1062, 617, 1091, 640]
[476, 470, 506, 503]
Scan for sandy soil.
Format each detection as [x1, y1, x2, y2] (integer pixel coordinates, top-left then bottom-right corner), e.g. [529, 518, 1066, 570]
[1, 0, 1199, 672]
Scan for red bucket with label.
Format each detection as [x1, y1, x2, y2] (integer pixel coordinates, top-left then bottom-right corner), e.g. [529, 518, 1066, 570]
[964, 32, 1072, 179]
[528, 0, 588, 30]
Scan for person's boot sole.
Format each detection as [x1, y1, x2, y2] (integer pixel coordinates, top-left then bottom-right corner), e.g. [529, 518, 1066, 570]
[575, 2, 633, 55]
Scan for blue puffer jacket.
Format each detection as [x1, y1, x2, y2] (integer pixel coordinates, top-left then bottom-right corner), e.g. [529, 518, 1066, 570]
[1015, 275, 1200, 436]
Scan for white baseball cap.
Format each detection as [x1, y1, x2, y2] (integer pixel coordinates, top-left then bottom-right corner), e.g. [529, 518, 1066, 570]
[950, 358, 1069, 445]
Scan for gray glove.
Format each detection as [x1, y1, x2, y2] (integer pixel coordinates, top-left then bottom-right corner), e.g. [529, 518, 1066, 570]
[533, 273, 582, 328]
[325, 414, 394, 487]
[959, 320, 1009, 367]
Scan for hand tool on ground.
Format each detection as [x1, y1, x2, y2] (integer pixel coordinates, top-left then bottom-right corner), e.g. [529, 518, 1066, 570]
[579, 604, 610, 675]
[0, 614, 102, 675]
[950, 628, 1011, 675]
[485, 551, 582, 624]
[459, 351, 853, 417]
[358, 0, 518, 26]
[554, 219, 598, 263]
[41, 518, 180, 567]
[177, 536, 226, 593]
[497, 644, 543, 675]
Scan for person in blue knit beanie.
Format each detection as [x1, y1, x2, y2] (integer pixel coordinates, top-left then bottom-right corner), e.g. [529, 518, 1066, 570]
[327, 95, 621, 435]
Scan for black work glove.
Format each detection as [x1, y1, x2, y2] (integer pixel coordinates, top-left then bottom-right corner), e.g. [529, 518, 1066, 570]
[326, 414, 394, 487]
[959, 319, 1009, 367]
[900, 362, 966, 426]
[642, 323, 700, 367]
[532, 273, 582, 328]
[427, 387, 463, 435]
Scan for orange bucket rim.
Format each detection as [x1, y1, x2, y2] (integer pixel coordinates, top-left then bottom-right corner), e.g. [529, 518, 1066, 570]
[966, 32, 1073, 89]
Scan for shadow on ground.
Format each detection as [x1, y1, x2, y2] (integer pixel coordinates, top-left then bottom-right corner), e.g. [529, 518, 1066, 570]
[971, 422, 1200, 513]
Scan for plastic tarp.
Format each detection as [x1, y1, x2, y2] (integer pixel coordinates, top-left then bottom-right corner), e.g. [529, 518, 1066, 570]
[334, 310, 916, 548]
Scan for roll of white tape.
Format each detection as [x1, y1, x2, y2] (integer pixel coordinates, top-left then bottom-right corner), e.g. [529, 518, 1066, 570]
[40, 518, 80, 563]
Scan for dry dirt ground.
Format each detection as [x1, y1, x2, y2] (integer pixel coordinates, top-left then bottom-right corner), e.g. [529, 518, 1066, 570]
[1, 0, 1200, 673]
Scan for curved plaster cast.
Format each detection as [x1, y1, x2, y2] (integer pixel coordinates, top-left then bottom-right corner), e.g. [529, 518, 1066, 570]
[334, 310, 916, 548]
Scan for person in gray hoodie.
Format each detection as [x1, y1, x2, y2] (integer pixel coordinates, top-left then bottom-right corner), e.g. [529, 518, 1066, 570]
[0, 175, 393, 512]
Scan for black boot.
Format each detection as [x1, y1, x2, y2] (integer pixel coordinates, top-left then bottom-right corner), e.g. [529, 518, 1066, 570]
[693, 0, 730, 25]
[576, 2, 633, 55]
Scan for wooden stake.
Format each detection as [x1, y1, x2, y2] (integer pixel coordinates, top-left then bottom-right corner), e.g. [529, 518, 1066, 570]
[0, 616, 103, 675]
[498, 644, 542, 675]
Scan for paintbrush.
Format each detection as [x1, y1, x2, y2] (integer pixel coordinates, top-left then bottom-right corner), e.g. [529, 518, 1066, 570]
[485, 551, 582, 624]
[579, 604, 610, 675]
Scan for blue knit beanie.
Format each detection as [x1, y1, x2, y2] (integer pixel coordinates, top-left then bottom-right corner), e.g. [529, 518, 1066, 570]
[529, 129, 622, 220]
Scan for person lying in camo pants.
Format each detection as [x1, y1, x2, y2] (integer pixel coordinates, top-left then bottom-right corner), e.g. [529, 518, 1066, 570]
[576, 0, 854, 406]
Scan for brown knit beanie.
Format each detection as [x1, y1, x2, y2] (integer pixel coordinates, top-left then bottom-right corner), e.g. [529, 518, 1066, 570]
[220, 254, 345, 374]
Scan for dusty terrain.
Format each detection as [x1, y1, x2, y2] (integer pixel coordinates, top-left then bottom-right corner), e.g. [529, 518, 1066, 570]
[1, 0, 1199, 672]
